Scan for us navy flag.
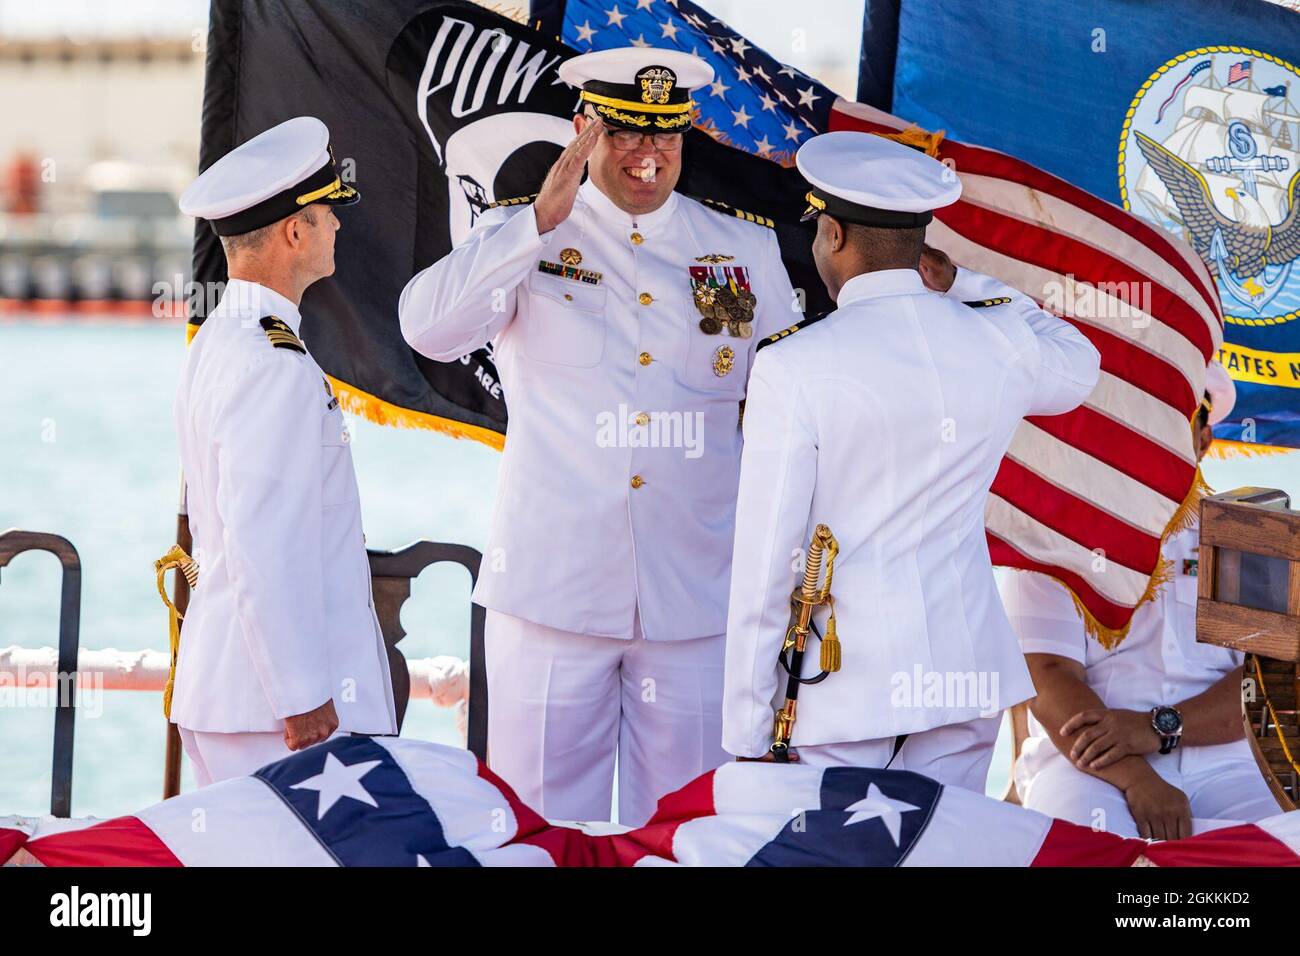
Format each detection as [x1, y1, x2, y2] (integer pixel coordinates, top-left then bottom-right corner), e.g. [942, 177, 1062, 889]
[192, 0, 822, 444]
[860, 0, 1300, 449]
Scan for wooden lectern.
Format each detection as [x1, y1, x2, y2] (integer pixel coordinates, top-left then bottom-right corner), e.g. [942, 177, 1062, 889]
[1197, 487, 1300, 810]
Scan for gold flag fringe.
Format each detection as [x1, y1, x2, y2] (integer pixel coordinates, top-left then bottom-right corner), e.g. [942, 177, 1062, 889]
[1204, 438, 1297, 459]
[327, 376, 506, 451]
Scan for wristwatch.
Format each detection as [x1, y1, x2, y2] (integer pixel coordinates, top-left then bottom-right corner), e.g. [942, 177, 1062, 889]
[1150, 706, 1184, 754]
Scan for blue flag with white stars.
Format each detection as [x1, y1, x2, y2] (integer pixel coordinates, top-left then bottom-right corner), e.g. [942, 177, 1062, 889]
[532, 0, 838, 161]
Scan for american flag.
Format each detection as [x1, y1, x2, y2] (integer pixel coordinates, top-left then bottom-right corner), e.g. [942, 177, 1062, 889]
[5, 738, 1296, 866]
[533, 0, 1224, 641]
[1228, 59, 1253, 85]
[538, 0, 833, 161]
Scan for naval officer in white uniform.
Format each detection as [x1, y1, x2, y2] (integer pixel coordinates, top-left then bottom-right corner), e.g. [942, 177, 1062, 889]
[399, 48, 799, 824]
[174, 117, 396, 786]
[723, 131, 1101, 790]
[1003, 363, 1282, 839]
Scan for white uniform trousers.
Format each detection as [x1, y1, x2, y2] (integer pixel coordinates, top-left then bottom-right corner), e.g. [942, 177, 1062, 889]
[1016, 739, 1283, 837]
[178, 727, 296, 788]
[485, 609, 729, 826]
[794, 713, 1003, 793]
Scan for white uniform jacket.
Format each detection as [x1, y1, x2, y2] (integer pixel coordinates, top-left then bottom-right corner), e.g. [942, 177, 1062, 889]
[399, 181, 799, 641]
[172, 279, 397, 734]
[723, 267, 1101, 756]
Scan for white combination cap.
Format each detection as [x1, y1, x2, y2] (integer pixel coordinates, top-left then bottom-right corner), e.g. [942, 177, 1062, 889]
[558, 47, 713, 133]
[796, 130, 961, 228]
[179, 116, 358, 236]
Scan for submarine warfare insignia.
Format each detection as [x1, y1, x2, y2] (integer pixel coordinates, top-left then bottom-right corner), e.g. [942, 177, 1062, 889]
[538, 259, 603, 285]
[559, 247, 583, 266]
[713, 344, 736, 377]
[689, 265, 757, 337]
[260, 315, 306, 354]
[694, 253, 735, 264]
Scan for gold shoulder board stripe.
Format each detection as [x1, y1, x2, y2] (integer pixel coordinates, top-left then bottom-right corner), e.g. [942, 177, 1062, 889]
[487, 193, 539, 209]
[962, 297, 1012, 308]
[259, 316, 306, 354]
[699, 197, 775, 229]
[755, 314, 825, 352]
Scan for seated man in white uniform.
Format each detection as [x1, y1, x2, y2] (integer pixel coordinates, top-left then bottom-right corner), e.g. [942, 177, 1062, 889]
[722, 131, 1101, 790]
[1002, 362, 1282, 839]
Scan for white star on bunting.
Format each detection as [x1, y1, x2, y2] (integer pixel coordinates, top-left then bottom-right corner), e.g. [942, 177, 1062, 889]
[710, 77, 731, 98]
[842, 784, 922, 846]
[291, 753, 383, 820]
[782, 118, 803, 142]
[660, 19, 680, 40]
[631, 33, 650, 47]
[729, 36, 751, 58]
[798, 86, 821, 109]
[778, 65, 796, 78]
[758, 92, 778, 113]
[753, 65, 771, 83]
[605, 5, 627, 28]
[754, 135, 775, 156]
[731, 105, 753, 128]
[575, 20, 595, 43]
[636, 0, 655, 9]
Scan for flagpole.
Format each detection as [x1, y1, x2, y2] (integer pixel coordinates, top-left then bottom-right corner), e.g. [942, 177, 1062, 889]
[163, 474, 191, 797]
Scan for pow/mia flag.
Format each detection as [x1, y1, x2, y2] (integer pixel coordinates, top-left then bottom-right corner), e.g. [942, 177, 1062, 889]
[193, 0, 824, 444]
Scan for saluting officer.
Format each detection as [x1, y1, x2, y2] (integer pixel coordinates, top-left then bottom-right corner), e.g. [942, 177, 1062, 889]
[722, 131, 1101, 790]
[173, 117, 396, 786]
[399, 48, 799, 824]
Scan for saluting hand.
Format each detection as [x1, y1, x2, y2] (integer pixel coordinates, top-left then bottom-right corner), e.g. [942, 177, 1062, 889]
[533, 118, 604, 235]
[919, 244, 957, 293]
[284, 698, 339, 751]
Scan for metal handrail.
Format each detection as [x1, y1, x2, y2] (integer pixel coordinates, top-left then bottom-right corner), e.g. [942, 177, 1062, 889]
[0, 529, 82, 817]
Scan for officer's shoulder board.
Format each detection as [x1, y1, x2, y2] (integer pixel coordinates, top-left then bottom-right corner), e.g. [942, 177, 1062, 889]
[696, 197, 775, 229]
[486, 193, 538, 210]
[260, 315, 306, 354]
[755, 314, 825, 353]
[962, 296, 1013, 309]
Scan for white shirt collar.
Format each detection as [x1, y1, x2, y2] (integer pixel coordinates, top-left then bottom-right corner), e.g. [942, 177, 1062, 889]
[836, 268, 929, 308]
[221, 278, 305, 336]
[578, 179, 679, 233]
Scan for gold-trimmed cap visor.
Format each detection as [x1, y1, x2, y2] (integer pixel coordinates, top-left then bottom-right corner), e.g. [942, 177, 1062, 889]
[209, 159, 359, 237]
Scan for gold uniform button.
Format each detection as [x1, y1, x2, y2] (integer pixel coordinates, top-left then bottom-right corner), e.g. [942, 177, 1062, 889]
[630, 474, 645, 489]
[635, 411, 650, 426]
[630, 232, 644, 245]
[638, 292, 653, 306]
[638, 351, 653, 366]
[563, 293, 573, 301]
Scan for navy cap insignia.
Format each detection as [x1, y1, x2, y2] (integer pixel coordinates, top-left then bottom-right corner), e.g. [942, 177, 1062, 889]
[260, 315, 305, 353]
[638, 66, 676, 105]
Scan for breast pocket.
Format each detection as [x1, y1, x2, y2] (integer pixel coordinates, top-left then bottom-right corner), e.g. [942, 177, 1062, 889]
[321, 407, 359, 508]
[520, 271, 607, 368]
[684, 324, 751, 395]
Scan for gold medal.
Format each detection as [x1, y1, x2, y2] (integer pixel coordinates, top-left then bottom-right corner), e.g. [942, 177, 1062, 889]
[713, 344, 735, 376]
[699, 316, 722, 335]
[559, 247, 583, 266]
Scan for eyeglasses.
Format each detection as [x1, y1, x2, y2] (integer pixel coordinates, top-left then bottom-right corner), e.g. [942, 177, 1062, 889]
[604, 129, 685, 152]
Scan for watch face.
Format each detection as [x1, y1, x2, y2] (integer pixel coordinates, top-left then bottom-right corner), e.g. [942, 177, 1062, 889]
[1153, 708, 1181, 733]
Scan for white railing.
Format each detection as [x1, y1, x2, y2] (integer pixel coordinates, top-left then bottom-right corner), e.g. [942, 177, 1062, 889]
[0, 645, 470, 733]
